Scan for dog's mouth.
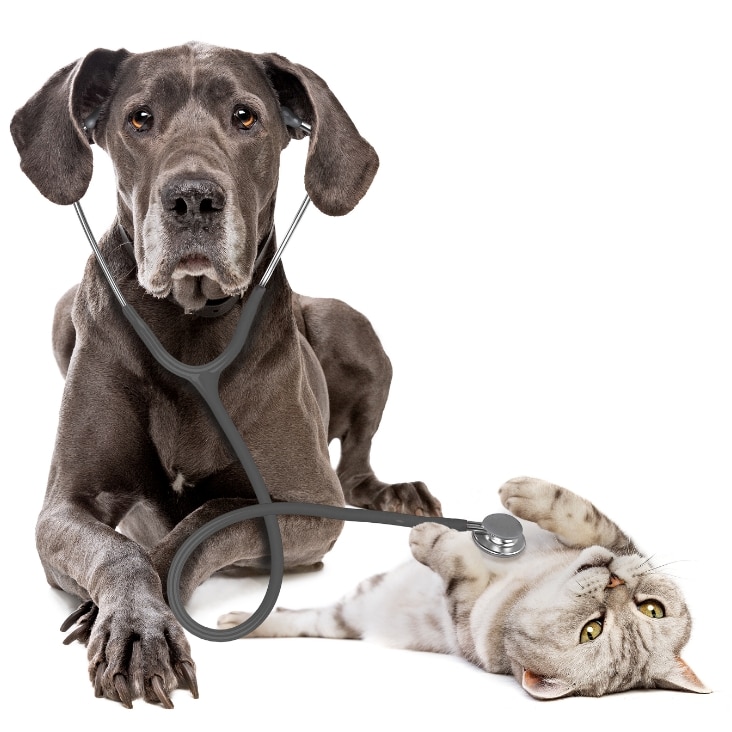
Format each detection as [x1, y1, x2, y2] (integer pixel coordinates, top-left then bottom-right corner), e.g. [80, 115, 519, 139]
[167, 250, 249, 311]
[143, 261, 251, 315]
[170, 272, 236, 313]
[137, 224, 253, 301]
[173, 254, 217, 280]
[137, 248, 250, 313]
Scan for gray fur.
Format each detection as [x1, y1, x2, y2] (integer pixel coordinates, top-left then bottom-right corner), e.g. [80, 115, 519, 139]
[220, 478, 710, 700]
[10, 42, 442, 708]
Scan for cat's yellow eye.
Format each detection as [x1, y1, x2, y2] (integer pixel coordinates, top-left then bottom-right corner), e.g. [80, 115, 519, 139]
[637, 600, 665, 619]
[580, 619, 603, 643]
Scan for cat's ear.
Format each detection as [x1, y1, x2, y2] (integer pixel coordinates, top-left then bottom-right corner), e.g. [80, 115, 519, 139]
[521, 669, 575, 700]
[655, 658, 711, 694]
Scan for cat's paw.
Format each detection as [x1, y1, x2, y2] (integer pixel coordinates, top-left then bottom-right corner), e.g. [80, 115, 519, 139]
[499, 477, 625, 550]
[409, 522, 450, 566]
[217, 611, 252, 630]
[499, 476, 566, 529]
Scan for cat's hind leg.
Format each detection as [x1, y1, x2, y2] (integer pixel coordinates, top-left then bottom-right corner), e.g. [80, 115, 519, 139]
[218, 601, 363, 640]
[218, 570, 416, 642]
[499, 477, 638, 554]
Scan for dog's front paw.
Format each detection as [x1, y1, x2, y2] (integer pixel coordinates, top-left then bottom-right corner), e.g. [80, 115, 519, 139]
[79, 598, 198, 708]
[370, 481, 443, 516]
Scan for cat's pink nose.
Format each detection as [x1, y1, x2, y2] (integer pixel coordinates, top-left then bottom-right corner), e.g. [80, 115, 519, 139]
[607, 574, 624, 589]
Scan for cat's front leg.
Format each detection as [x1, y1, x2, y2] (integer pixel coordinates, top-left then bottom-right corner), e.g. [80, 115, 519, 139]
[410, 523, 495, 590]
[499, 477, 638, 554]
[409, 523, 493, 663]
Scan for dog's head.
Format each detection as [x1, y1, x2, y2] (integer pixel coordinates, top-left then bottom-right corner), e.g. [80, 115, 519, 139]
[10, 43, 378, 311]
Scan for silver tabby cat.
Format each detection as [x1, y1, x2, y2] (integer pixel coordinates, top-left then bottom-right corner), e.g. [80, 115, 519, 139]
[218, 477, 709, 699]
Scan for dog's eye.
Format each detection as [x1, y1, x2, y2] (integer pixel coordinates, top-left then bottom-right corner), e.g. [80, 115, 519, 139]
[129, 108, 153, 131]
[233, 105, 258, 130]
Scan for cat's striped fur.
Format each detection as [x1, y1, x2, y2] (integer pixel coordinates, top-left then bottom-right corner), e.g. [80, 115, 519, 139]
[219, 477, 709, 699]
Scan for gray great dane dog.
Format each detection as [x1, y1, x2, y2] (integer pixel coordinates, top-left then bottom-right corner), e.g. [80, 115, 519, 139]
[11, 42, 442, 709]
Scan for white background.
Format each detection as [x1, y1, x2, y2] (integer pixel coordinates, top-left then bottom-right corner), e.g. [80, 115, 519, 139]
[1, 1, 729, 728]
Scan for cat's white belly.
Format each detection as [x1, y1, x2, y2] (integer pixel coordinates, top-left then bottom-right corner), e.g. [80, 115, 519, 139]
[347, 561, 460, 655]
[470, 543, 579, 673]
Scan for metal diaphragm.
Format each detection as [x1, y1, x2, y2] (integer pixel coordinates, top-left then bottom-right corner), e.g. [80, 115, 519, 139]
[472, 513, 526, 557]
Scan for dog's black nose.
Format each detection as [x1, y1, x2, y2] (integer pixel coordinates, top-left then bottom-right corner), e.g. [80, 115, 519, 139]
[162, 178, 226, 218]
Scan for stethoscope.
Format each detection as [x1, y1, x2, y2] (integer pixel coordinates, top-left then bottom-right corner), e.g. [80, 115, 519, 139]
[72, 107, 526, 642]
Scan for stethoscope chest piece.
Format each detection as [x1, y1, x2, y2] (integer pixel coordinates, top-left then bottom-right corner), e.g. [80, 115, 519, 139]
[472, 513, 526, 557]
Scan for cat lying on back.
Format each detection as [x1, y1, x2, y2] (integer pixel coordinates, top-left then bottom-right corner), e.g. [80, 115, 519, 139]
[218, 477, 709, 699]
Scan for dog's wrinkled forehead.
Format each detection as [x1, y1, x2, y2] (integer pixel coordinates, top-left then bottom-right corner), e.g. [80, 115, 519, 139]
[104, 44, 285, 140]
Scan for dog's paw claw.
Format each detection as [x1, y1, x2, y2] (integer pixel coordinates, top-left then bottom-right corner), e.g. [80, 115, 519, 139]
[149, 675, 174, 709]
[114, 674, 133, 709]
[60, 599, 96, 632]
[61, 600, 98, 645]
[176, 661, 199, 699]
[94, 661, 106, 698]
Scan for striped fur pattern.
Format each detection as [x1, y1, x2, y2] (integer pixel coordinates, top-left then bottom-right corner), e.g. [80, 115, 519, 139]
[219, 477, 709, 699]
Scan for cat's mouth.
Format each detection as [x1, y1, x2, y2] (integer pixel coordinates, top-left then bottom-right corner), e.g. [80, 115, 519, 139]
[574, 560, 626, 589]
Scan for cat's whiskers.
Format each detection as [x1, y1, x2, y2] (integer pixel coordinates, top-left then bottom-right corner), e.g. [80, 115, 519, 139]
[636, 554, 656, 570]
[639, 559, 691, 580]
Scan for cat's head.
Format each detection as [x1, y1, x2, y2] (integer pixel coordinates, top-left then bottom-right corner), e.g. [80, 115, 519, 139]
[504, 546, 709, 700]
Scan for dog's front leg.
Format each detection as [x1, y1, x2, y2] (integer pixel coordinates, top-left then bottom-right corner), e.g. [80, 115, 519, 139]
[40, 358, 199, 708]
[151, 497, 344, 604]
[37, 498, 198, 708]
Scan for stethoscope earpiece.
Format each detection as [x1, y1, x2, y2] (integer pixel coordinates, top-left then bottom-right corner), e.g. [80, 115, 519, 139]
[280, 106, 311, 135]
[470, 513, 526, 557]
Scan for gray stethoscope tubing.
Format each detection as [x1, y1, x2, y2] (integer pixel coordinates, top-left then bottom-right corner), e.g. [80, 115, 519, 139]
[71, 109, 525, 642]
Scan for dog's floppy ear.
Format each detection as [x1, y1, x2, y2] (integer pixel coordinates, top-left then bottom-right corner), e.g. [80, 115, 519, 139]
[258, 53, 379, 216]
[10, 48, 129, 205]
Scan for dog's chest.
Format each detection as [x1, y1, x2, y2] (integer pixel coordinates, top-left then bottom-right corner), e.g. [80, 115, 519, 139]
[148, 388, 233, 489]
